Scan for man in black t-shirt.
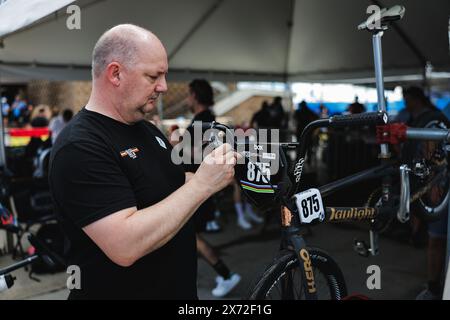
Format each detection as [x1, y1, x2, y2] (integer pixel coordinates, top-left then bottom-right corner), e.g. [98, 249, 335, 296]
[49, 24, 238, 299]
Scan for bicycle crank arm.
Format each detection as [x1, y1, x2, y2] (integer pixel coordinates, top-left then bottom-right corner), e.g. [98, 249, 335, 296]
[398, 164, 411, 223]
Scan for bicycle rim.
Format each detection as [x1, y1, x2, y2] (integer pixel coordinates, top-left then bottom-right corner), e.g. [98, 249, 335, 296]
[249, 249, 347, 300]
[263, 259, 335, 299]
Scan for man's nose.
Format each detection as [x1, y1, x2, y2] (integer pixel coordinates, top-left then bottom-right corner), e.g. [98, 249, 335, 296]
[155, 76, 168, 93]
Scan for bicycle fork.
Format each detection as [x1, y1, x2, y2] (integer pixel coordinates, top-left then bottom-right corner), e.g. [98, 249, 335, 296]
[281, 205, 318, 300]
[287, 232, 318, 300]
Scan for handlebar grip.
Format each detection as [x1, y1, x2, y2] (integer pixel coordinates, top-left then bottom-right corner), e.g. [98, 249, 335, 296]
[329, 112, 388, 128]
[191, 121, 237, 149]
[191, 121, 215, 131]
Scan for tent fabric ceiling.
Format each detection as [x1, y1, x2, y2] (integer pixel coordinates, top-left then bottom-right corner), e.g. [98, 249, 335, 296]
[0, 0, 448, 83]
[288, 0, 450, 80]
[0, 0, 74, 39]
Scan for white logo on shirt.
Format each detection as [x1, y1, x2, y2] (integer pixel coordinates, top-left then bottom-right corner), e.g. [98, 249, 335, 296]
[155, 136, 167, 149]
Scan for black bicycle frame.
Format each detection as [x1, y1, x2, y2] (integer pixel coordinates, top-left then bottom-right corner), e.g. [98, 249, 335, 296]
[288, 113, 387, 197]
[318, 163, 395, 198]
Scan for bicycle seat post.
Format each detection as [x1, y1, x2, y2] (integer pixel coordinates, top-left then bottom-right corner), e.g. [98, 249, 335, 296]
[370, 30, 391, 160]
[373, 31, 386, 114]
[357, 5, 405, 228]
[359, 4, 405, 159]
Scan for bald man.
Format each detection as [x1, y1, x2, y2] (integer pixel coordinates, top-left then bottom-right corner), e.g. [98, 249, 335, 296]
[49, 24, 237, 299]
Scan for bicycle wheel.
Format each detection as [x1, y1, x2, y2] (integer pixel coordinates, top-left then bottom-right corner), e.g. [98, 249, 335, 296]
[247, 248, 347, 300]
[405, 111, 450, 221]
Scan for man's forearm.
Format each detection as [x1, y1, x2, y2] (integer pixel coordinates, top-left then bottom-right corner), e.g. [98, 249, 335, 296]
[185, 172, 194, 183]
[83, 176, 211, 267]
[84, 144, 235, 267]
[124, 177, 211, 262]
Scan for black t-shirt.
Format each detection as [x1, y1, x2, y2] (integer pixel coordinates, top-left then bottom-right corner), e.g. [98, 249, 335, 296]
[49, 108, 197, 300]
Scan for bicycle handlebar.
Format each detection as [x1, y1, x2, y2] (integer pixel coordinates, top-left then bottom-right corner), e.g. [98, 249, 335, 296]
[406, 127, 450, 142]
[191, 114, 450, 202]
[329, 112, 388, 128]
[376, 123, 450, 144]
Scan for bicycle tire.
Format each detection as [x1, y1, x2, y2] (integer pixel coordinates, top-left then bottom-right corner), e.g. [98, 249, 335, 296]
[247, 248, 347, 300]
[404, 111, 450, 221]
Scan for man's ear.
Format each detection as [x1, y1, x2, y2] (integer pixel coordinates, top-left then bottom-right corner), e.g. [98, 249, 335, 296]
[106, 62, 121, 87]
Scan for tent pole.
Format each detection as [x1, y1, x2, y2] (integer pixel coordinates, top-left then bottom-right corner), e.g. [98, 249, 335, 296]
[283, 0, 296, 80]
[0, 78, 13, 254]
[0, 81, 6, 170]
[284, 0, 296, 135]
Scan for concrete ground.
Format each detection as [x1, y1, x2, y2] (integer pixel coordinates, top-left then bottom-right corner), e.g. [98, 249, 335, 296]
[0, 211, 428, 300]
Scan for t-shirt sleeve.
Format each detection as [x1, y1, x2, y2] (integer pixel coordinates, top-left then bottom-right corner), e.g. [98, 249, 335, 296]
[50, 141, 137, 228]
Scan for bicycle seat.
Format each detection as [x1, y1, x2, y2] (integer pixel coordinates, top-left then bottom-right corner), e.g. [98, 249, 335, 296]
[358, 5, 405, 31]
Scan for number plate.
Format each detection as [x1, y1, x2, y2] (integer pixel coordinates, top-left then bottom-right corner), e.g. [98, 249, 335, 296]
[294, 189, 325, 224]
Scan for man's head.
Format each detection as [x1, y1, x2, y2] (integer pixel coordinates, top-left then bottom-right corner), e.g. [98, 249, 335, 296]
[403, 86, 429, 115]
[298, 100, 307, 110]
[62, 109, 74, 123]
[91, 24, 168, 124]
[273, 96, 282, 106]
[187, 79, 214, 113]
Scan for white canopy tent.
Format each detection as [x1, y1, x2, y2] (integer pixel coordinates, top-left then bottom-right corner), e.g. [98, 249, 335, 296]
[0, 0, 449, 83]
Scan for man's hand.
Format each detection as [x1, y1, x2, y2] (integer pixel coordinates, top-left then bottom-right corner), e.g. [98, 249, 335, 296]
[192, 143, 238, 196]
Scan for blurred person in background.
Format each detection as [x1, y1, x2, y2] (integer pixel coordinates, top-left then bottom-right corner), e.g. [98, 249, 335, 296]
[251, 101, 271, 129]
[49, 108, 74, 144]
[168, 122, 242, 298]
[396, 86, 448, 300]
[347, 96, 366, 114]
[1, 97, 10, 126]
[11, 94, 28, 127]
[29, 104, 52, 128]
